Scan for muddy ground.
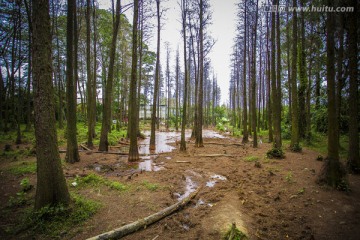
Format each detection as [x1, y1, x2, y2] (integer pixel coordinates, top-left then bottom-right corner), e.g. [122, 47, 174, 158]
[1, 129, 360, 240]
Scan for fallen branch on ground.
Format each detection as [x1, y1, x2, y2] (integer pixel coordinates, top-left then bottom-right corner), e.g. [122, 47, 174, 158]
[80, 144, 92, 151]
[195, 154, 235, 157]
[176, 161, 191, 163]
[205, 142, 243, 147]
[86, 187, 201, 240]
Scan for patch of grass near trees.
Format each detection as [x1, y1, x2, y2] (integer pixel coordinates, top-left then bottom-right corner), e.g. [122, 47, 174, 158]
[8, 193, 101, 238]
[73, 173, 128, 192]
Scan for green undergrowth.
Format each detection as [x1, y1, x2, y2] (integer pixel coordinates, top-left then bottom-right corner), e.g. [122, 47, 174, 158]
[266, 148, 285, 159]
[0, 125, 36, 145]
[9, 193, 100, 238]
[141, 180, 159, 191]
[57, 122, 127, 146]
[73, 173, 128, 191]
[7, 161, 37, 175]
[243, 156, 259, 162]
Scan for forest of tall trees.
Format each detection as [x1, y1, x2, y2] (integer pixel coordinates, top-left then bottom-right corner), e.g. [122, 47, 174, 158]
[0, 0, 359, 237]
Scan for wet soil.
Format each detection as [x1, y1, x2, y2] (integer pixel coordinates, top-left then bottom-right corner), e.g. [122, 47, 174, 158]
[0, 129, 359, 240]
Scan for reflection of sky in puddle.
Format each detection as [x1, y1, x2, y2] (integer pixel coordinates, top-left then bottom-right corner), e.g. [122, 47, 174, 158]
[206, 174, 227, 188]
[138, 129, 224, 155]
[138, 159, 164, 172]
[178, 176, 197, 201]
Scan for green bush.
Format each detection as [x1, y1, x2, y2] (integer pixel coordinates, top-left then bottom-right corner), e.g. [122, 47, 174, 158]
[266, 148, 285, 159]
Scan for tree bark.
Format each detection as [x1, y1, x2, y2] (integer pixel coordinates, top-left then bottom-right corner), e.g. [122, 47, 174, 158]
[290, 0, 300, 150]
[180, 0, 188, 152]
[128, 0, 140, 162]
[347, 0, 359, 173]
[99, 0, 121, 151]
[32, 0, 70, 209]
[150, 0, 161, 151]
[65, 0, 80, 163]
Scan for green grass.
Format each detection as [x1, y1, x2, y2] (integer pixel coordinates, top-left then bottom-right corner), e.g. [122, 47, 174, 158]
[141, 181, 159, 191]
[11, 193, 101, 238]
[74, 173, 128, 192]
[7, 161, 37, 175]
[243, 156, 259, 162]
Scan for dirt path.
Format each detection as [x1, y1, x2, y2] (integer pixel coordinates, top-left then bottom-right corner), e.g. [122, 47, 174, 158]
[1, 131, 359, 240]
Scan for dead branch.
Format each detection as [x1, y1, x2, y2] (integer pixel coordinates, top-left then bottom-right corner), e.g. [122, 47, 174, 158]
[80, 144, 92, 151]
[86, 187, 201, 240]
[205, 142, 243, 147]
[195, 154, 235, 157]
[176, 161, 191, 163]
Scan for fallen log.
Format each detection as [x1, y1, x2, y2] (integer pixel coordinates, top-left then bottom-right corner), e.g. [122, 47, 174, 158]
[195, 154, 235, 157]
[86, 187, 201, 240]
[205, 142, 243, 147]
[80, 144, 92, 151]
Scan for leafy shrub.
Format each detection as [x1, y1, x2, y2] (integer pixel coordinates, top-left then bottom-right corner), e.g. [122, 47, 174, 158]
[266, 148, 284, 159]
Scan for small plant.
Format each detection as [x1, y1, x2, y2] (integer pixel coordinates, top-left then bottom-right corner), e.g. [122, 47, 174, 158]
[290, 143, 302, 152]
[142, 181, 159, 191]
[298, 187, 305, 195]
[20, 178, 33, 192]
[316, 155, 324, 161]
[266, 148, 284, 159]
[108, 181, 127, 191]
[285, 172, 293, 183]
[243, 156, 259, 162]
[224, 223, 248, 240]
[337, 179, 350, 192]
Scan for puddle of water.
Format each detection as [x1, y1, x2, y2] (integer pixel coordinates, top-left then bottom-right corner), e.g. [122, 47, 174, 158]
[182, 224, 190, 231]
[206, 180, 216, 188]
[205, 174, 227, 188]
[202, 129, 225, 139]
[211, 174, 227, 181]
[178, 176, 197, 201]
[138, 129, 225, 155]
[138, 159, 164, 172]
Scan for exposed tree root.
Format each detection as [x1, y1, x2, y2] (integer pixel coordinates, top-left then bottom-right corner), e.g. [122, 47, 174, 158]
[86, 187, 201, 240]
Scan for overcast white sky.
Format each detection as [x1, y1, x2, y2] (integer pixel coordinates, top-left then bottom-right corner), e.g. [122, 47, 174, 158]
[99, 0, 238, 104]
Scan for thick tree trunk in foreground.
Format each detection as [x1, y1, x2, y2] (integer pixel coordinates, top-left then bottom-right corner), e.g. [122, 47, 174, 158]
[99, 0, 121, 151]
[347, 0, 359, 173]
[128, 0, 139, 162]
[32, 0, 70, 209]
[65, 0, 80, 163]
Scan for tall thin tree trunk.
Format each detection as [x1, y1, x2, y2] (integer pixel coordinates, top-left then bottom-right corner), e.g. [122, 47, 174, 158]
[128, 0, 140, 161]
[99, 0, 121, 151]
[242, 1, 248, 143]
[150, 0, 161, 151]
[65, 0, 80, 163]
